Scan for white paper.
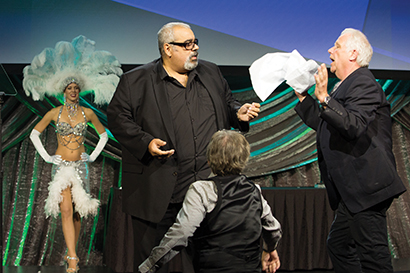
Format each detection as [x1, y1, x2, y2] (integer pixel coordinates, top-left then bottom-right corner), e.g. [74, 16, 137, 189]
[249, 49, 319, 101]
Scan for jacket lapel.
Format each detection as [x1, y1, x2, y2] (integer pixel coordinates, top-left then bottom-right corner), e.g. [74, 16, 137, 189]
[150, 61, 177, 148]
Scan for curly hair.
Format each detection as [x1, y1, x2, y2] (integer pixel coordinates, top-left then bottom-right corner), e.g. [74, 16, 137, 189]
[207, 130, 250, 176]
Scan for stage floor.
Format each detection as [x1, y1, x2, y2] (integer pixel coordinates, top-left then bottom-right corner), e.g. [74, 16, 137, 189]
[2, 267, 337, 273]
[3, 258, 410, 273]
[2, 266, 113, 273]
[2, 269, 409, 273]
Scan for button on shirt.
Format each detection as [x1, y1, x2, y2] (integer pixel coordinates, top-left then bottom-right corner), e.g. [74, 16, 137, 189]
[161, 66, 217, 203]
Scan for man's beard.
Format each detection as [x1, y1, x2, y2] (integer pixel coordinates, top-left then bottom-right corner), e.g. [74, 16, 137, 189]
[184, 52, 199, 71]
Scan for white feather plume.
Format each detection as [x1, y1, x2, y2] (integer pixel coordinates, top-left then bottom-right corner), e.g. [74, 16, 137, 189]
[23, 35, 122, 105]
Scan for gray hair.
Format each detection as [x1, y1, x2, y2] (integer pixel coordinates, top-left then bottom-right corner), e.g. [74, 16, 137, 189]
[341, 28, 373, 67]
[157, 22, 191, 56]
[206, 130, 250, 176]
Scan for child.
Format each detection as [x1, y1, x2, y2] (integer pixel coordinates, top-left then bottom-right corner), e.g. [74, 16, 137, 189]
[139, 130, 282, 273]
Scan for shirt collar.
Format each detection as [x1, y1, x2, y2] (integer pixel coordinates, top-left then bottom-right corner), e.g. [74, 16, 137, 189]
[158, 58, 198, 81]
[158, 58, 169, 80]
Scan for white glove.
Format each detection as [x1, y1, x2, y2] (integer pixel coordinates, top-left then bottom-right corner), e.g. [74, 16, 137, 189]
[30, 129, 62, 165]
[81, 131, 108, 162]
[81, 152, 90, 162]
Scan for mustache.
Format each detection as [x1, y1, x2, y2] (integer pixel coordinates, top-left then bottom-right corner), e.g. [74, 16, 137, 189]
[190, 52, 198, 59]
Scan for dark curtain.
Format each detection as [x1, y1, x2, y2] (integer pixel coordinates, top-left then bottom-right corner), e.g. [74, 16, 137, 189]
[2, 64, 410, 268]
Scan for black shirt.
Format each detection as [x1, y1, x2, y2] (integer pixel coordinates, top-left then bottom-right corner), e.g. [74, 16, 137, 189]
[160, 65, 217, 202]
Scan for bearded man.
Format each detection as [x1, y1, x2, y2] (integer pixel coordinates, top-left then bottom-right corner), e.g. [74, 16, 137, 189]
[107, 22, 260, 273]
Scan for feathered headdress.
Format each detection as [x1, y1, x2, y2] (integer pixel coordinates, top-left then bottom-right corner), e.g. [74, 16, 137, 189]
[23, 35, 123, 105]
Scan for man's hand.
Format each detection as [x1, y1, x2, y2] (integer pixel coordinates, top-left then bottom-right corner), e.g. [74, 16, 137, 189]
[237, 102, 260, 122]
[262, 250, 280, 273]
[294, 90, 308, 102]
[314, 63, 329, 103]
[148, 139, 175, 159]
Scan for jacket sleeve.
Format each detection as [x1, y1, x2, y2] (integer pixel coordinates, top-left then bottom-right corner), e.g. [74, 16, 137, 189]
[138, 182, 211, 272]
[320, 75, 381, 141]
[218, 66, 250, 132]
[258, 186, 282, 252]
[294, 94, 321, 131]
[107, 72, 154, 161]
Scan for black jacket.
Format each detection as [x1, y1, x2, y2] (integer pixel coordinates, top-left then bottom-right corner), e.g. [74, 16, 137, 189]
[107, 59, 248, 222]
[295, 67, 406, 213]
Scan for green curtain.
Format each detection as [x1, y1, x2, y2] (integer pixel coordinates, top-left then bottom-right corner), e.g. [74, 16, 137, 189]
[2, 65, 410, 266]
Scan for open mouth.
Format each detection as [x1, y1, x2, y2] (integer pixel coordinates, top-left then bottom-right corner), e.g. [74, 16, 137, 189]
[190, 52, 198, 59]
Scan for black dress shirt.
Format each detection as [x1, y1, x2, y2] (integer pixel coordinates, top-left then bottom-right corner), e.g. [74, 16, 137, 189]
[160, 67, 217, 202]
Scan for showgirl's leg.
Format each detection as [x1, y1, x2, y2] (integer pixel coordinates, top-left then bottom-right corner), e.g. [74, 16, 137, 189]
[73, 212, 81, 248]
[60, 187, 79, 271]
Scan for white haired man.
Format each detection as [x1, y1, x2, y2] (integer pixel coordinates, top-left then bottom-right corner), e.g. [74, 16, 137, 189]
[293, 28, 406, 272]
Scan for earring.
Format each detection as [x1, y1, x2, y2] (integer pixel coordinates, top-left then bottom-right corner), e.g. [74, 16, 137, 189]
[64, 94, 67, 105]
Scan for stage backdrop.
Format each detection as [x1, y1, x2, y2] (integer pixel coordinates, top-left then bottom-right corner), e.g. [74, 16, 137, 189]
[2, 65, 410, 270]
[2, 0, 410, 70]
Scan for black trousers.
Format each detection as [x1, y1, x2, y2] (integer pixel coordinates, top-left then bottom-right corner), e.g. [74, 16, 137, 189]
[131, 203, 194, 273]
[327, 199, 394, 273]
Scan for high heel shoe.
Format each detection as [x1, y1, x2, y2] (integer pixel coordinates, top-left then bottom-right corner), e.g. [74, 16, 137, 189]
[65, 255, 80, 272]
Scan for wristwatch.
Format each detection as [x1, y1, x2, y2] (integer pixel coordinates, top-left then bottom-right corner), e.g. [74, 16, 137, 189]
[321, 96, 331, 107]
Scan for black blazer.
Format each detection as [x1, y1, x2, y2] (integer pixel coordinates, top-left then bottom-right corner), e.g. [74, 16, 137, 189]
[107, 59, 249, 222]
[295, 67, 406, 213]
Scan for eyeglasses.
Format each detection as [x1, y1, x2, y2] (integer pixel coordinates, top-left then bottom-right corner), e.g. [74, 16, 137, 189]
[169, 38, 199, 50]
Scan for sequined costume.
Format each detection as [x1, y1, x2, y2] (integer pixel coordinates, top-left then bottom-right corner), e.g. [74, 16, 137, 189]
[44, 106, 99, 218]
[45, 161, 100, 218]
[23, 35, 118, 219]
[56, 105, 87, 149]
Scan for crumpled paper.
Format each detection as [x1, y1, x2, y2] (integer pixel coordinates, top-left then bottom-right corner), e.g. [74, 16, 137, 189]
[249, 49, 319, 101]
